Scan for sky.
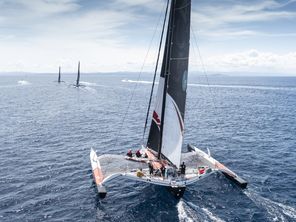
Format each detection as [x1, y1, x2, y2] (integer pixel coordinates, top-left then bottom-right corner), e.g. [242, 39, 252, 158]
[0, 0, 296, 75]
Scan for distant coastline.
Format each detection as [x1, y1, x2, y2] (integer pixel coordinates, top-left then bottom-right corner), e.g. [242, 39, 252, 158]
[0, 71, 295, 77]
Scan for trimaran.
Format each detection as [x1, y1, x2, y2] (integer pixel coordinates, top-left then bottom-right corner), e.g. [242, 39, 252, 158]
[90, 0, 247, 198]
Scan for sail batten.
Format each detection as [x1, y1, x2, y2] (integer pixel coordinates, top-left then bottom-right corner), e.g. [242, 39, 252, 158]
[147, 0, 191, 168]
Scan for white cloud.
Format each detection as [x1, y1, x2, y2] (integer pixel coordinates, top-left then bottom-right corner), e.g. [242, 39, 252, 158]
[191, 49, 296, 75]
[0, 0, 295, 75]
[0, 0, 157, 73]
[0, 0, 80, 16]
[191, 0, 296, 38]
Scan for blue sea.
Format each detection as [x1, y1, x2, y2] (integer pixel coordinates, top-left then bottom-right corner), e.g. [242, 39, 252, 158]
[0, 73, 295, 221]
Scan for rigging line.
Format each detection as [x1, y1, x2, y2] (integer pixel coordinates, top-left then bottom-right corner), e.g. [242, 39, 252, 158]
[190, 28, 243, 143]
[142, 0, 170, 144]
[114, 1, 168, 148]
[190, 26, 218, 113]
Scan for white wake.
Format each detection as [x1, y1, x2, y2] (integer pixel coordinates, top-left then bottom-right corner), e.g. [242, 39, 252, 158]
[121, 79, 158, 85]
[177, 200, 195, 222]
[80, 81, 98, 86]
[245, 190, 296, 222]
[17, 80, 31, 85]
[188, 83, 296, 91]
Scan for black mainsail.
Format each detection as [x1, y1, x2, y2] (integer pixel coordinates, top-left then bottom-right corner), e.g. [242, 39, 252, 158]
[76, 61, 80, 87]
[147, 0, 191, 168]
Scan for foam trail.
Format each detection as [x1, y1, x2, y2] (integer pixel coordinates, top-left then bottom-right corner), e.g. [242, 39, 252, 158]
[201, 208, 225, 222]
[188, 83, 296, 91]
[185, 201, 225, 222]
[17, 80, 31, 85]
[177, 200, 195, 222]
[121, 79, 159, 85]
[121, 80, 296, 91]
[245, 190, 296, 221]
[83, 86, 97, 94]
[80, 81, 98, 86]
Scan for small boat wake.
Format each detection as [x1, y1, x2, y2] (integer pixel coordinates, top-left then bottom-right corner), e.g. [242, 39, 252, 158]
[82, 86, 97, 94]
[80, 81, 98, 86]
[120, 80, 296, 92]
[17, 80, 31, 85]
[245, 190, 296, 221]
[188, 83, 296, 92]
[121, 79, 158, 85]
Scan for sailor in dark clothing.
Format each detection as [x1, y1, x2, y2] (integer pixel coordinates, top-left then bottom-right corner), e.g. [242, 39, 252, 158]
[161, 165, 166, 179]
[180, 162, 186, 175]
[148, 161, 154, 176]
[126, 149, 132, 157]
[135, 149, 141, 158]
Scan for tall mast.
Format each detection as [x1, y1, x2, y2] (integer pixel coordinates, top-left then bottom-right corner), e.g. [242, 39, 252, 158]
[143, 0, 170, 141]
[76, 61, 80, 87]
[158, 0, 175, 159]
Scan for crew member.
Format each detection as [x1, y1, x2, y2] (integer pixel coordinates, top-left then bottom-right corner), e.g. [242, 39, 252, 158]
[180, 162, 186, 175]
[136, 149, 141, 158]
[161, 165, 166, 179]
[148, 161, 154, 176]
[126, 149, 132, 157]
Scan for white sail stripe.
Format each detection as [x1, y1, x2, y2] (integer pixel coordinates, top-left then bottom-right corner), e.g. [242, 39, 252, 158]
[169, 94, 185, 132]
[162, 94, 183, 167]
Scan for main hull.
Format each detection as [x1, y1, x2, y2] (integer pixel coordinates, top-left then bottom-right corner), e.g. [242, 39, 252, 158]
[168, 186, 186, 198]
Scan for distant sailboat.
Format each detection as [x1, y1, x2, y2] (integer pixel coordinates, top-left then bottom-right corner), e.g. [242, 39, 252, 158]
[58, 66, 61, 83]
[90, 0, 247, 198]
[76, 61, 80, 87]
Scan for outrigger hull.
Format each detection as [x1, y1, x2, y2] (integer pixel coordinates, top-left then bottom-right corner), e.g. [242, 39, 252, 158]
[90, 148, 107, 198]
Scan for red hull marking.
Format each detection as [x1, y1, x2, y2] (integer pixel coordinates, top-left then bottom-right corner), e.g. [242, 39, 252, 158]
[215, 162, 236, 178]
[93, 168, 104, 185]
[153, 111, 161, 126]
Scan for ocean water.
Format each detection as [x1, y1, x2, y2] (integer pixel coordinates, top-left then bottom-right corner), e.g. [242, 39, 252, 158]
[0, 73, 295, 221]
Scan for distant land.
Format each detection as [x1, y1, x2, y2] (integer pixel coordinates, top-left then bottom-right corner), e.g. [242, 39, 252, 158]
[0, 71, 295, 77]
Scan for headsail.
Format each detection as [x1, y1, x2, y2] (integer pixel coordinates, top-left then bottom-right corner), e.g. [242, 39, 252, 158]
[76, 61, 80, 87]
[147, 0, 191, 168]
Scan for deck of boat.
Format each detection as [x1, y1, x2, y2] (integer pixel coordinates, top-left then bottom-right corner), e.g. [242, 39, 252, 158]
[97, 152, 216, 186]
